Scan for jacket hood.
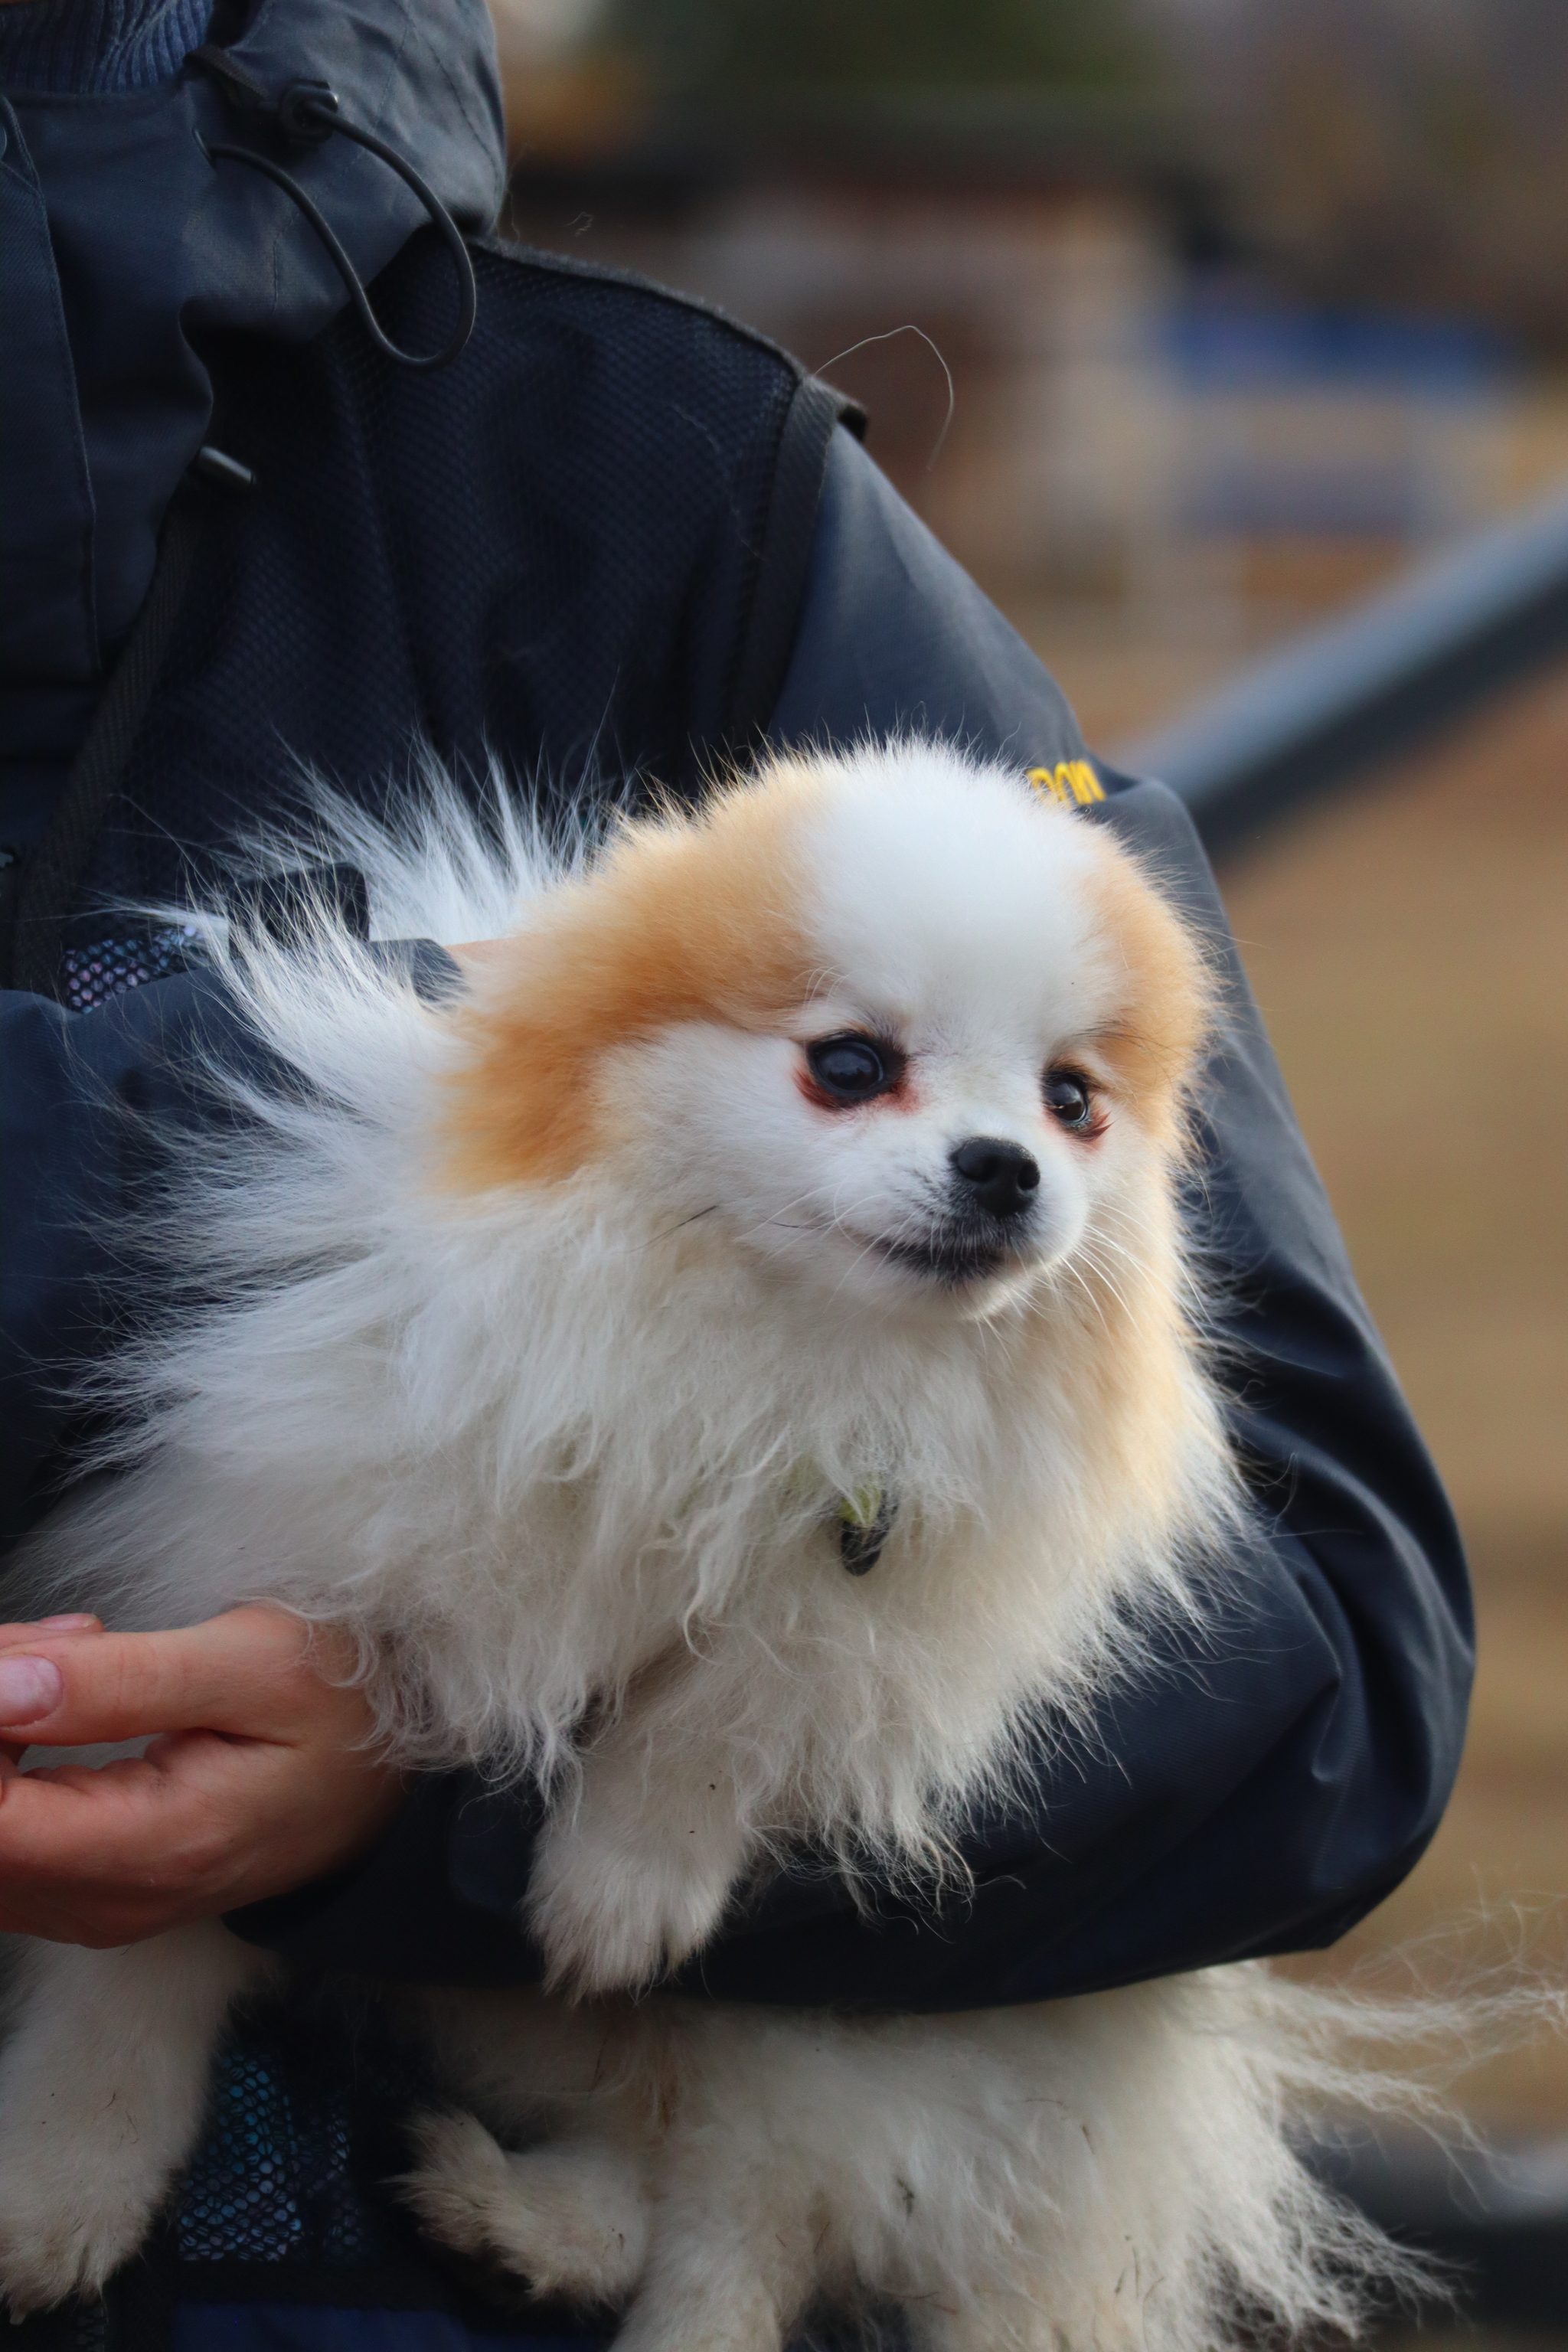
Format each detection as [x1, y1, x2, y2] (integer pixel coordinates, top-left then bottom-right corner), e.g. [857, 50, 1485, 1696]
[1, 0, 506, 704]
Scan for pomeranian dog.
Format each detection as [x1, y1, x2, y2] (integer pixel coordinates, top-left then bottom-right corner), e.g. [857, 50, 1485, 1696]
[0, 743, 1412, 2344]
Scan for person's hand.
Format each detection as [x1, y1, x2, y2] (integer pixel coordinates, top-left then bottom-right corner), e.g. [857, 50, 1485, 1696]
[0, 1607, 405, 1946]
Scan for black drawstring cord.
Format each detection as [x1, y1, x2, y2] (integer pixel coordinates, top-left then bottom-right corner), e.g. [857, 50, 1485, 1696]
[192, 60, 477, 372]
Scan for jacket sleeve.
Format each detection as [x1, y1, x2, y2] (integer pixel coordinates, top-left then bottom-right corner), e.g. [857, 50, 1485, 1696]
[228, 428, 1473, 2004]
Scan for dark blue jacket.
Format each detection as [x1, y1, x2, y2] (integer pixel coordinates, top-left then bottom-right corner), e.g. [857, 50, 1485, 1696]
[0, 0, 1471, 2329]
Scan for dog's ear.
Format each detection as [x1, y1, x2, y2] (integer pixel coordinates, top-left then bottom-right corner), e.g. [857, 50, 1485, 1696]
[1080, 844, 1214, 1155]
[436, 773, 820, 1192]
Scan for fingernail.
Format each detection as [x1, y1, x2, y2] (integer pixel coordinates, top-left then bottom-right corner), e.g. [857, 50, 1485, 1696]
[0, 1657, 64, 1724]
[37, 1615, 98, 1632]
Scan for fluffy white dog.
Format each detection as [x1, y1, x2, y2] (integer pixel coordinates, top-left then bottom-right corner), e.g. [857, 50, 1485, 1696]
[1, 743, 1406, 2344]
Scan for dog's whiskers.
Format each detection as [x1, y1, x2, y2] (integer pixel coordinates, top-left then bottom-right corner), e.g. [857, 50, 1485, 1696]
[645, 1204, 720, 1246]
[734, 1185, 835, 1248]
[1055, 1256, 1114, 1336]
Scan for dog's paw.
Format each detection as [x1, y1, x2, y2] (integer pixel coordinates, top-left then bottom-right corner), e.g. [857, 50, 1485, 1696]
[528, 1830, 730, 1996]
[400, 2111, 527, 2265]
[0, 2146, 163, 2318]
[400, 2109, 648, 2303]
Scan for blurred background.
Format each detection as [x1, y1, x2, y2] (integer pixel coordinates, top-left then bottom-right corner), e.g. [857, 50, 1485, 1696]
[482, 0, 1568, 2334]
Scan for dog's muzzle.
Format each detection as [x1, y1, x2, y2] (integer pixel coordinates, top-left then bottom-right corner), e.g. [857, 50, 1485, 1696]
[875, 1136, 1040, 1285]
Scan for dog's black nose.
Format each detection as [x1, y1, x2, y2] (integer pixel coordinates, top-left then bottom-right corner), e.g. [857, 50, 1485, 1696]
[949, 1137, 1040, 1220]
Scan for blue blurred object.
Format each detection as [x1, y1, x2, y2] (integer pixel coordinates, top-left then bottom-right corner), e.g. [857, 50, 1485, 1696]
[1116, 475, 1568, 854]
[1159, 296, 1514, 539]
[1165, 300, 1510, 396]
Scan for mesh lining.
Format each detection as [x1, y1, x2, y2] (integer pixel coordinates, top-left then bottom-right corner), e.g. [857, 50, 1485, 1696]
[66, 234, 807, 949]
[181, 2040, 373, 2265]
[59, 924, 199, 1010]
[175, 1995, 420, 2274]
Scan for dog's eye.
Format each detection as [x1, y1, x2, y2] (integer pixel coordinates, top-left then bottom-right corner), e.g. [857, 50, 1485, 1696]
[1044, 1070, 1094, 1129]
[807, 1035, 894, 1102]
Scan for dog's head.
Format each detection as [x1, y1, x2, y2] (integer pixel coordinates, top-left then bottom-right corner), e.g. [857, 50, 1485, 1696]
[445, 744, 1211, 1325]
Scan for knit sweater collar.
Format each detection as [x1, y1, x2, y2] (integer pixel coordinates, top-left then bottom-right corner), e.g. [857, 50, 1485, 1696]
[0, 0, 211, 93]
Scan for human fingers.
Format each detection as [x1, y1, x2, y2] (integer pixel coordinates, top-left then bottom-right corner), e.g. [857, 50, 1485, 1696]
[0, 1607, 364, 1750]
[0, 1614, 106, 1752]
[0, 1740, 240, 1939]
[0, 1619, 104, 1749]
[0, 1723, 403, 1944]
[0, 1609, 402, 1943]
[0, 1615, 103, 1649]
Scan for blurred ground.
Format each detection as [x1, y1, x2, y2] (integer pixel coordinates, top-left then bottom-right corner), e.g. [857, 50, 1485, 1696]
[1199, 662, 1568, 2128]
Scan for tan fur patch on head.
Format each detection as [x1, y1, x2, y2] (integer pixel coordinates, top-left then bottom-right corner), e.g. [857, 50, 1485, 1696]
[442, 762, 826, 1190]
[1079, 833, 1214, 1155]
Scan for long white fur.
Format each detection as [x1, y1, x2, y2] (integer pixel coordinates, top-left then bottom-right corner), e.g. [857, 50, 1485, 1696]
[404, 1968, 1440, 2352]
[0, 743, 1432, 2339]
[34, 750, 1233, 1830]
